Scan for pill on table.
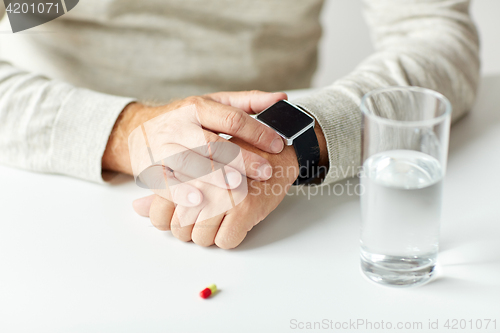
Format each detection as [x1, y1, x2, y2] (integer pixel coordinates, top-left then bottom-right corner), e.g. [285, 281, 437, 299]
[199, 284, 217, 299]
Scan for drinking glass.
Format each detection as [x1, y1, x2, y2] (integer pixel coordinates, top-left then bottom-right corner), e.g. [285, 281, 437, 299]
[360, 86, 451, 287]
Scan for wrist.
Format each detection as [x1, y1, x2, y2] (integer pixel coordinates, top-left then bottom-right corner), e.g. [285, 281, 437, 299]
[273, 120, 328, 185]
[269, 145, 300, 184]
[102, 102, 149, 175]
[278, 122, 328, 185]
[314, 122, 329, 169]
[233, 121, 327, 185]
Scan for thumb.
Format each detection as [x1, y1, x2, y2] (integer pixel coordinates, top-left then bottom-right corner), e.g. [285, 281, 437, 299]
[205, 90, 288, 114]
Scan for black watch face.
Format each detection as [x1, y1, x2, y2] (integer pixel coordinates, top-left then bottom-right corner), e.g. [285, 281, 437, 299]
[256, 100, 314, 138]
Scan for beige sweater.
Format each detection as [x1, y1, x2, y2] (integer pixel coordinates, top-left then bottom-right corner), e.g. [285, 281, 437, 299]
[0, 0, 480, 184]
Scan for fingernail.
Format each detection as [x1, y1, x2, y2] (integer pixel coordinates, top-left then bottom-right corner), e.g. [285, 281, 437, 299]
[132, 197, 151, 217]
[187, 192, 201, 205]
[257, 164, 272, 180]
[270, 138, 284, 153]
[226, 171, 241, 188]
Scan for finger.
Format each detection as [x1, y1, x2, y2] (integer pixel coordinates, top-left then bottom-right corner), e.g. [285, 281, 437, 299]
[205, 90, 288, 114]
[214, 209, 257, 250]
[162, 143, 243, 189]
[139, 164, 203, 206]
[137, 164, 174, 201]
[197, 99, 284, 154]
[149, 195, 175, 231]
[164, 127, 271, 181]
[191, 213, 225, 247]
[132, 194, 155, 217]
[168, 181, 203, 207]
[174, 173, 234, 246]
[170, 206, 199, 242]
[202, 131, 273, 181]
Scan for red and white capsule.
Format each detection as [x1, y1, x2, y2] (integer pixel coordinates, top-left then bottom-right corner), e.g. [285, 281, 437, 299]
[199, 284, 217, 299]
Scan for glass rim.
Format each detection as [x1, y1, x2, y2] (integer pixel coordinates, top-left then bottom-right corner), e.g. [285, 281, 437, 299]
[360, 86, 452, 127]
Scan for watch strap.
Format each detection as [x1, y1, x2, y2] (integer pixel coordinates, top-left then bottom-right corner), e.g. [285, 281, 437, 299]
[292, 125, 322, 186]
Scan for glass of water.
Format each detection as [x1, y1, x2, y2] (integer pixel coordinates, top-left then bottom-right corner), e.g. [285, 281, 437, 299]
[359, 86, 451, 287]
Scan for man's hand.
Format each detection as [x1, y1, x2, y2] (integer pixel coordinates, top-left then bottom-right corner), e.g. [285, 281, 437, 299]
[103, 91, 288, 206]
[135, 139, 300, 248]
[133, 123, 328, 249]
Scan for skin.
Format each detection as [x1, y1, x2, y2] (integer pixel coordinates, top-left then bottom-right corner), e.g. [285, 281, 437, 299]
[103, 91, 328, 249]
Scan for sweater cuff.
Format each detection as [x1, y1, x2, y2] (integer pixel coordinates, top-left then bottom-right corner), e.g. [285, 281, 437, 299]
[50, 88, 135, 183]
[292, 88, 362, 185]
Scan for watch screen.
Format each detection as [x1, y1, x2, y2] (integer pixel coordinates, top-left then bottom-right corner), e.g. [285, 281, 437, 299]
[256, 101, 314, 138]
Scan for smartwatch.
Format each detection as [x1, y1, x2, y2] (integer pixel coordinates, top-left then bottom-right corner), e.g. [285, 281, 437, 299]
[256, 100, 322, 185]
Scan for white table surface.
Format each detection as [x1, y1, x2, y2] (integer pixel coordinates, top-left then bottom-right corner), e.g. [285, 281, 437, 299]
[1, 77, 500, 333]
